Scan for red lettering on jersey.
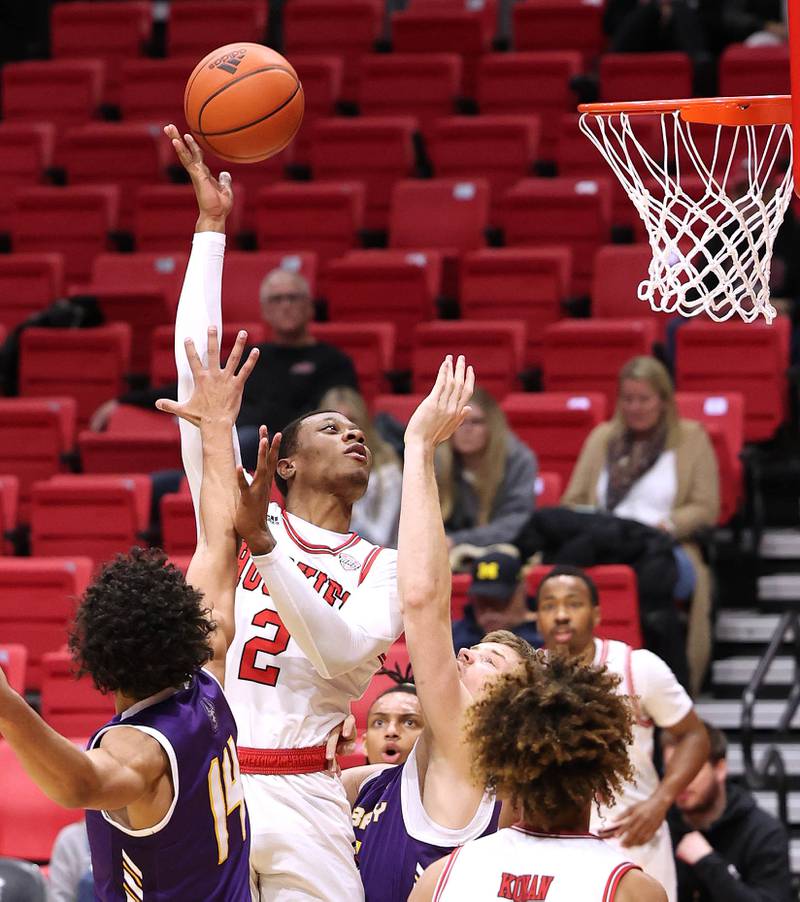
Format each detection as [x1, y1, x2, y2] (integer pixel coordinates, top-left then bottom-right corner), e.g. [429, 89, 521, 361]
[236, 545, 250, 582]
[497, 874, 554, 900]
[296, 561, 317, 579]
[323, 578, 351, 607]
[313, 570, 328, 593]
[499, 873, 515, 898]
[242, 563, 263, 592]
[238, 608, 291, 687]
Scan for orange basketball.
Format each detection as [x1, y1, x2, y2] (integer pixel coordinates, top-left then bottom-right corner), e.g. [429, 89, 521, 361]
[184, 43, 304, 163]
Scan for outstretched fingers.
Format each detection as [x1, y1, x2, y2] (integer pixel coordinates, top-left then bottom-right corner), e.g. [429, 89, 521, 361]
[225, 329, 249, 374]
[206, 325, 220, 370]
[182, 336, 204, 378]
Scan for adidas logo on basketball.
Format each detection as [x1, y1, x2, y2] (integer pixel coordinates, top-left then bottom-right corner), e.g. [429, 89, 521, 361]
[208, 48, 247, 75]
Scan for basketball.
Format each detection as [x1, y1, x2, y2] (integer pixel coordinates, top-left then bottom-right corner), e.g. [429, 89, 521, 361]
[183, 42, 304, 163]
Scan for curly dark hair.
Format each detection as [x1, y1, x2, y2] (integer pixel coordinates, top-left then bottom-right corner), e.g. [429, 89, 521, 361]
[68, 547, 215, 700]
[465, 652, 634, 827]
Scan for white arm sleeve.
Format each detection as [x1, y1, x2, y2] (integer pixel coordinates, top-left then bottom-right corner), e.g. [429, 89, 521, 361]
[251, 547, 402, 679]
[174, 231, 242, 533]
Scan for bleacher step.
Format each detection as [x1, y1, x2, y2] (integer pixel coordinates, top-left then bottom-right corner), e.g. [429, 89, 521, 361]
[758, 573, 800, 603]
[712, 656, 796, 687]
[716, 609, 789, 644]
[760, 529, 800, 561]
[695, 699, 800, 730]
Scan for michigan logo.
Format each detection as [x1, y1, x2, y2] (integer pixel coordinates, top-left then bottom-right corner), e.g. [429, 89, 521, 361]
[476, 561, 500, 580]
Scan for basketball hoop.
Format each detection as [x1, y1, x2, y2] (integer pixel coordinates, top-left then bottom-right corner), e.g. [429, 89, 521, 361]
[578, 96, 793, 323]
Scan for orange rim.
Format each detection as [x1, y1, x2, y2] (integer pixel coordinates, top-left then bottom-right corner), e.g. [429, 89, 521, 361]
[578, 95, 791, 126]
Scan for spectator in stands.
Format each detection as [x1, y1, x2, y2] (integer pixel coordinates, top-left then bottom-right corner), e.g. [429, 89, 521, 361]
[452, 551, 542, 653]
[363, 681, 424, 766]
[603, 0, 709, 59]
[47, 820, 92, 902]
[665, 721, 793, 902]
[319, 387, 402, 548]
[716, 0, 787, 47]
[562, 356, 719, 694]
[437, 388, 537, 559]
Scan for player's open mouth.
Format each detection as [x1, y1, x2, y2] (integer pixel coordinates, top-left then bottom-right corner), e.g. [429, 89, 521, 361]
[552, 629, 573, 643]
[345, 443, 368, 463]
[381, 745, 401, 763]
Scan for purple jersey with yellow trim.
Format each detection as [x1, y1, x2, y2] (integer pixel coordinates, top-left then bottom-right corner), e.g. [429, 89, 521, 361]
[85, 669, 251, 901]
[353, 745, 500, 902]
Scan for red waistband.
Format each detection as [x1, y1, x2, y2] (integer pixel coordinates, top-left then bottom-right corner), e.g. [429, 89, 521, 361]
[237, 745, 328, 776]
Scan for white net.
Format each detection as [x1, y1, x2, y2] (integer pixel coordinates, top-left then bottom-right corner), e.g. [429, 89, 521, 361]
[579, 109, 794, 323]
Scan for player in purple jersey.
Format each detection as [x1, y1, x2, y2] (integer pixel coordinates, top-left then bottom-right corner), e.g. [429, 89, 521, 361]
[0, 328, 259, 901]
[339, 357, 537, 902]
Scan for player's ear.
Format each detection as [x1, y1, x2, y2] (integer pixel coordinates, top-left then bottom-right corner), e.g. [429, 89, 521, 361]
[276, 458, 294, 483]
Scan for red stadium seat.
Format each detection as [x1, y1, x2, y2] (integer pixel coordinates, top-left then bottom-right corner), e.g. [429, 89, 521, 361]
[2, 59, 104, 128]
[0, 123, 55, 236]
[429, 116, 540, 219]
[372, 393, 426, 425]
[325, 250, 442, 370]
[311, 118, 419, 231]
[527, 564, 642, 648]
[501, 392, 607, 488]
[359, 54, 462, 140]
[535, 471, 563, 508]
[291, 55, 344, 164]
[389, 179, 489, 251]
[676, 318, 791, 443]
[499, 177, 613, 296]
[675, 391, 744, 525]
[412, 321, 525, 399]
[0, 556, 93, 689]
[225, 251, 319, 321]
[460, 247, 571, 367]
[599, 53, 693, 102]
[719, 44, 790, 97]
[58, 124, 171, 232]
[19, 324, 131, 430]
[0, 740, 84, 859]
[40, 649, 116, 737]
[0, 645, 27, 695]
[31, 475, 151, 568]
[51, 1, 152, 104]
[512, 0, 605, 66]
[0, 476, 19, 556]
[0, 253, 63, 332]
[150, 321, 265, 386]
[79, 414, 181, 475]
[256, 182, 366, 263]
[167, 1, 267, 57]
[120, 57, 195, 123]
[541, 319, 658, 409]
[12, 185, 119, 283]
[350, 638, 410, 731]
[161, 492, 196, 557]
[0, 398, 77, 521]
[477, 52, 582, 160]
[310, 322, 396, 402]
[451, 571, 472, 620]
[284, 0, 383, 101]
[591, 245, 665, 335]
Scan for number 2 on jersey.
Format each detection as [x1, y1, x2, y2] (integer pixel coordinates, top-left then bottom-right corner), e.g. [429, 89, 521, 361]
[208, 737, 247, 865]
[238, 608, 291, 687]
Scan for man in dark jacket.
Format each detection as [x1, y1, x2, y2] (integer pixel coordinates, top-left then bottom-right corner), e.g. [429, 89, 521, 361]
[665, 721, 792, 902]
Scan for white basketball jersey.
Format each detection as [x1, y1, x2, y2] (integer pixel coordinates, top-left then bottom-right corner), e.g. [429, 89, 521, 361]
[225, 503, 400, 748]
[432, 827, 639, 901]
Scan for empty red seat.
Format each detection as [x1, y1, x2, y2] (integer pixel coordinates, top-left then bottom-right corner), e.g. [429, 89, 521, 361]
[535, 471, 563, 508]
[429, 116, 540, 218]
[120, 57, 195, 123]
[451, 571, 472, 620]
[284, 0, 382, 101]
[719, 43, 790, 97]
[591, 244, 659, 321]
[58, 124, 170, 232]
[31, 475, 151, 568]
[0, 476, 19, 556]
[460, 247, 570, 367]
[501, 391, 607, 488]
[0, 645, 27, 695]
[412, 321, 525, 399]
[372, 393, 426, 425]
[359, 54, 462, 139]
[513, 0, 605, 66]
[291, 55, 344, 164]
[527, 564, 642, 647]
[256, 182, 365, 263]
[0, 123, 55, 235]
[0, 398, 77, 520]
[19, 324, 131, 429]
[542, 319, 658, 409]
[167, 1, 267, 57]
[2, 59, 104, 128]
[0, 740, 84, 859]
[500, 177, 612, 295]
[599, 52, 693, 102]
[150, 323, 267, 386]
[0, 556, 92, 689]
[225, 250, 319, 321]
[325, 250, 442, 369]
[0, 253, 63, 332]
[676, 318, 790, 443]
[12, 185, 119, 283]
[310, 322, 395, 402]
[51, 1, 152, 104]
[389, 178, 489, 251]
[40, 649, 116, 737]
[161, 492, 196, 557]
[311, 118, 419, 231]
[477, 52, 582, 160]
[675, 391, 744, 524]
[79, 407, 181, 474]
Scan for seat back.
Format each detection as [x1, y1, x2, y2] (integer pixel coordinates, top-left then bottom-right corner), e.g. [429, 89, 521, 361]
[512, 0, 605, 65]
[390, 178, 490, 251]
[2, 60, 104, 128]
[167, 0, 267, 56]
[719, 43, 790, 96]
[40, 650, 116, 737]
[372, 394, 426, 426]
[599, 52, 693, 102]
[0, 645, 27, 695]
[309, 322, 395, 403]
[120, 57, 195, 123]
[0, 123, 55, 235]
[534, 471, 563, 508]
[0, 251, 63, 333]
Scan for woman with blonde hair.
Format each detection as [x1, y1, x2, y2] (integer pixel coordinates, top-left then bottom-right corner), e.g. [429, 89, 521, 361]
[319, 386, 402, 547]
[437, 387, 537, 555]
[563, 355, 719, 693]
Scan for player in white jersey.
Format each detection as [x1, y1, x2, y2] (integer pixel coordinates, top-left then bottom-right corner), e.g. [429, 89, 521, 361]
[533, 565, 710, 902]
[160, 124, 402, 900]
[411, 653, 667, 902]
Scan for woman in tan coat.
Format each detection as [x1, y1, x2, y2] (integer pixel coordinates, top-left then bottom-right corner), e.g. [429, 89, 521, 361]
[563, 356, 719, 694]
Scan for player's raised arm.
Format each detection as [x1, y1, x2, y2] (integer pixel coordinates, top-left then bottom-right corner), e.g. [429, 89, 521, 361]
[157, 326, 259, 684]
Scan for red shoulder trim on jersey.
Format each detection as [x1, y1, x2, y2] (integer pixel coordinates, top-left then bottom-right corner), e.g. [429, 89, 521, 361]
[597, 639, 610, 667]
[282, 510, 360, 555]
[358, 545, 384, 586]
[624, 646, 653, 728]
[432, 846, 462, 902]
[603, 862, 640, 902]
